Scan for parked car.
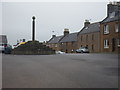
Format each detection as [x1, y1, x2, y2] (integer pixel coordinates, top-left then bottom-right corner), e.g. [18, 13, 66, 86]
[0, 43, 12, 54]
[55, 51, 65, 54]
[76, 47, 89, 53]
[0, 43, 5, 53]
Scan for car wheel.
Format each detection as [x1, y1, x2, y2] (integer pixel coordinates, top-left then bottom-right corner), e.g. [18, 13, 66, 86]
[81, 50, 83, 53]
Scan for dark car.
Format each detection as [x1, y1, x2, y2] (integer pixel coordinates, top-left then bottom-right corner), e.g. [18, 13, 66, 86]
[76, 47, 89, 53]
[0, 43, 12, 54]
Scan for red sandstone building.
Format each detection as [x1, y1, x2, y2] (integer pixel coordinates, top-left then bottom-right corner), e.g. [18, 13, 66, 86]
[100, 2, 120, 53]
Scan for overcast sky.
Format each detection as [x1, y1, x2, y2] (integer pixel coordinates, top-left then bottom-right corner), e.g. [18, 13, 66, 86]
[0, 1, 111, 45]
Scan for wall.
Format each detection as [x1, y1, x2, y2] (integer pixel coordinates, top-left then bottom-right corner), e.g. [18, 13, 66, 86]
[100, 20, 120, 53]
[60, 41, 78, 53]
[77, 32, 100, 53]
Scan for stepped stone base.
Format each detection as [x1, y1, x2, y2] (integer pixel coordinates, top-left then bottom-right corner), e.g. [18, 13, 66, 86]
[12, 41, 55, 55]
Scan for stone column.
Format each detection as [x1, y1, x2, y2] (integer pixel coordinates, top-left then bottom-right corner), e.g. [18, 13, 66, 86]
[32, 16, 35, 41]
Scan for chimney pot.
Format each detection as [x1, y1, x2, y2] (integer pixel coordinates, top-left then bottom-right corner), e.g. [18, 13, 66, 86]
[84, 20, 90, 27]
[52, 35, 56, 38]
[64, 28, 69, 36]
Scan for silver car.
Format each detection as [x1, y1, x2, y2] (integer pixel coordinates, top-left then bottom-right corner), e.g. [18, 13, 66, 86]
[76, 47, 89, 53]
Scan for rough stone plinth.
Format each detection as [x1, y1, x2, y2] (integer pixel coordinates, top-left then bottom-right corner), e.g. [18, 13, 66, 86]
[12, 41, 55, 55]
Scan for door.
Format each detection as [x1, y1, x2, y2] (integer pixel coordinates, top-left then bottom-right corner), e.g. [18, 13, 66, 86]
[112, 38, 115, 52]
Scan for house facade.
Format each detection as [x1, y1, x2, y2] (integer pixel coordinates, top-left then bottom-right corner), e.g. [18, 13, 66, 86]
[100, 2, 120, 53]
[77, 20, 100, 53]
[47, 35, 63, 51]
[59, 31, 78, 53]
[47, 28, 78, 53]
[47, 2, 120, 53]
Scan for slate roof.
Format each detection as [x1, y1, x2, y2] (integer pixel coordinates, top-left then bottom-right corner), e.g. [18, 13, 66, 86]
[48, 36, 63, 44]
[79, 22, 100, 34]
[60, 32, 78, 43]
[101, 10, 120, 23]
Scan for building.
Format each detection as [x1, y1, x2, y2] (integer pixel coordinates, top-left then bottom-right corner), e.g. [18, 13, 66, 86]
[77, 20, 100, 53]
[47, 28, 78, 53]
[0, 35, 8, 44]
[100, 2, 120, 53]
[47, 35, 64, 51]
[59, 29, 78, 53]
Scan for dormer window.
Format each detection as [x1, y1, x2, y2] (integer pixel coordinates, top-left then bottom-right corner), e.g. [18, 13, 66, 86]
[104, 25, 109, 34]
[110, 12, 115, 18]
[85, 27, 88, 29]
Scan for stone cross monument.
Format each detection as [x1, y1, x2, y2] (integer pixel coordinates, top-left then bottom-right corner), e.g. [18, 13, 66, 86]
[32, 16, 35, 41]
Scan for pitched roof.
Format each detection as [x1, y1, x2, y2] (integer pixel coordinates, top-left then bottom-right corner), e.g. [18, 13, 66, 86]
[101, 11, 120, 23]
[60, 32, 78, 43]
[48, 35, 63, 44]
[79, 22, 100, 34]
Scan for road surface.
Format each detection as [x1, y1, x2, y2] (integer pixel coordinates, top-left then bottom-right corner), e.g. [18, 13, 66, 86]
[2, 53, 118, 88]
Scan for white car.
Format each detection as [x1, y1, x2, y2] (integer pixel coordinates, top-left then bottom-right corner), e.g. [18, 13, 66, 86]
[76, 47, 89, 53]
[55, 51, 65, 54]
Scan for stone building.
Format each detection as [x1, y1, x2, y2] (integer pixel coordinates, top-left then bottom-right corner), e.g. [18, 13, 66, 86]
[77, 20, 100, 53]
[47, 35, 63, 51]
[47, 28, 78, 53]
[100, 2, 120, 53]
[59, 29, 78, 53]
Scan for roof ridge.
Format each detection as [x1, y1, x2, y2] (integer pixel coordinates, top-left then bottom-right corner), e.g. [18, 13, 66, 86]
[89, 22, 100, 25]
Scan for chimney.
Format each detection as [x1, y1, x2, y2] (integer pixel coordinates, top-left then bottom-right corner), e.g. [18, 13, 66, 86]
[52, 35, 56, 38]
[64, 28, 69, 36]
[107, 1, 120, 16]
[23, 39, 26, 42]
[84, 20, 90, 27]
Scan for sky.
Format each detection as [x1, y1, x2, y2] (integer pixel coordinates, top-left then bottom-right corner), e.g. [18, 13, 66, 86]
[0, 0, 118, 46]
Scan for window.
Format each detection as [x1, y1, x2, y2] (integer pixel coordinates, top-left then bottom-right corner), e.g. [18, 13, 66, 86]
[55, 44, 57, 47]
[92, 45, 94, 51]
[104, 25, 109, 34]
[115, 23, 119, 32]
[110, 12, 115, 18]
[85, 27, 88, 29]
[104, 39, 109, 48]
[86, 35, 88, 42]
[117, 38, 120, 47]
[92, 34, 94, 40]
[81, 36, 83, 41]
[86, 45, 88, 49]
[71, 41, 74, 46]
[66, 42, 68, 46]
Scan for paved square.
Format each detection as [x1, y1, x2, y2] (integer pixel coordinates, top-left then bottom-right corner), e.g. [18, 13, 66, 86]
[2, 54, 118, 88]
